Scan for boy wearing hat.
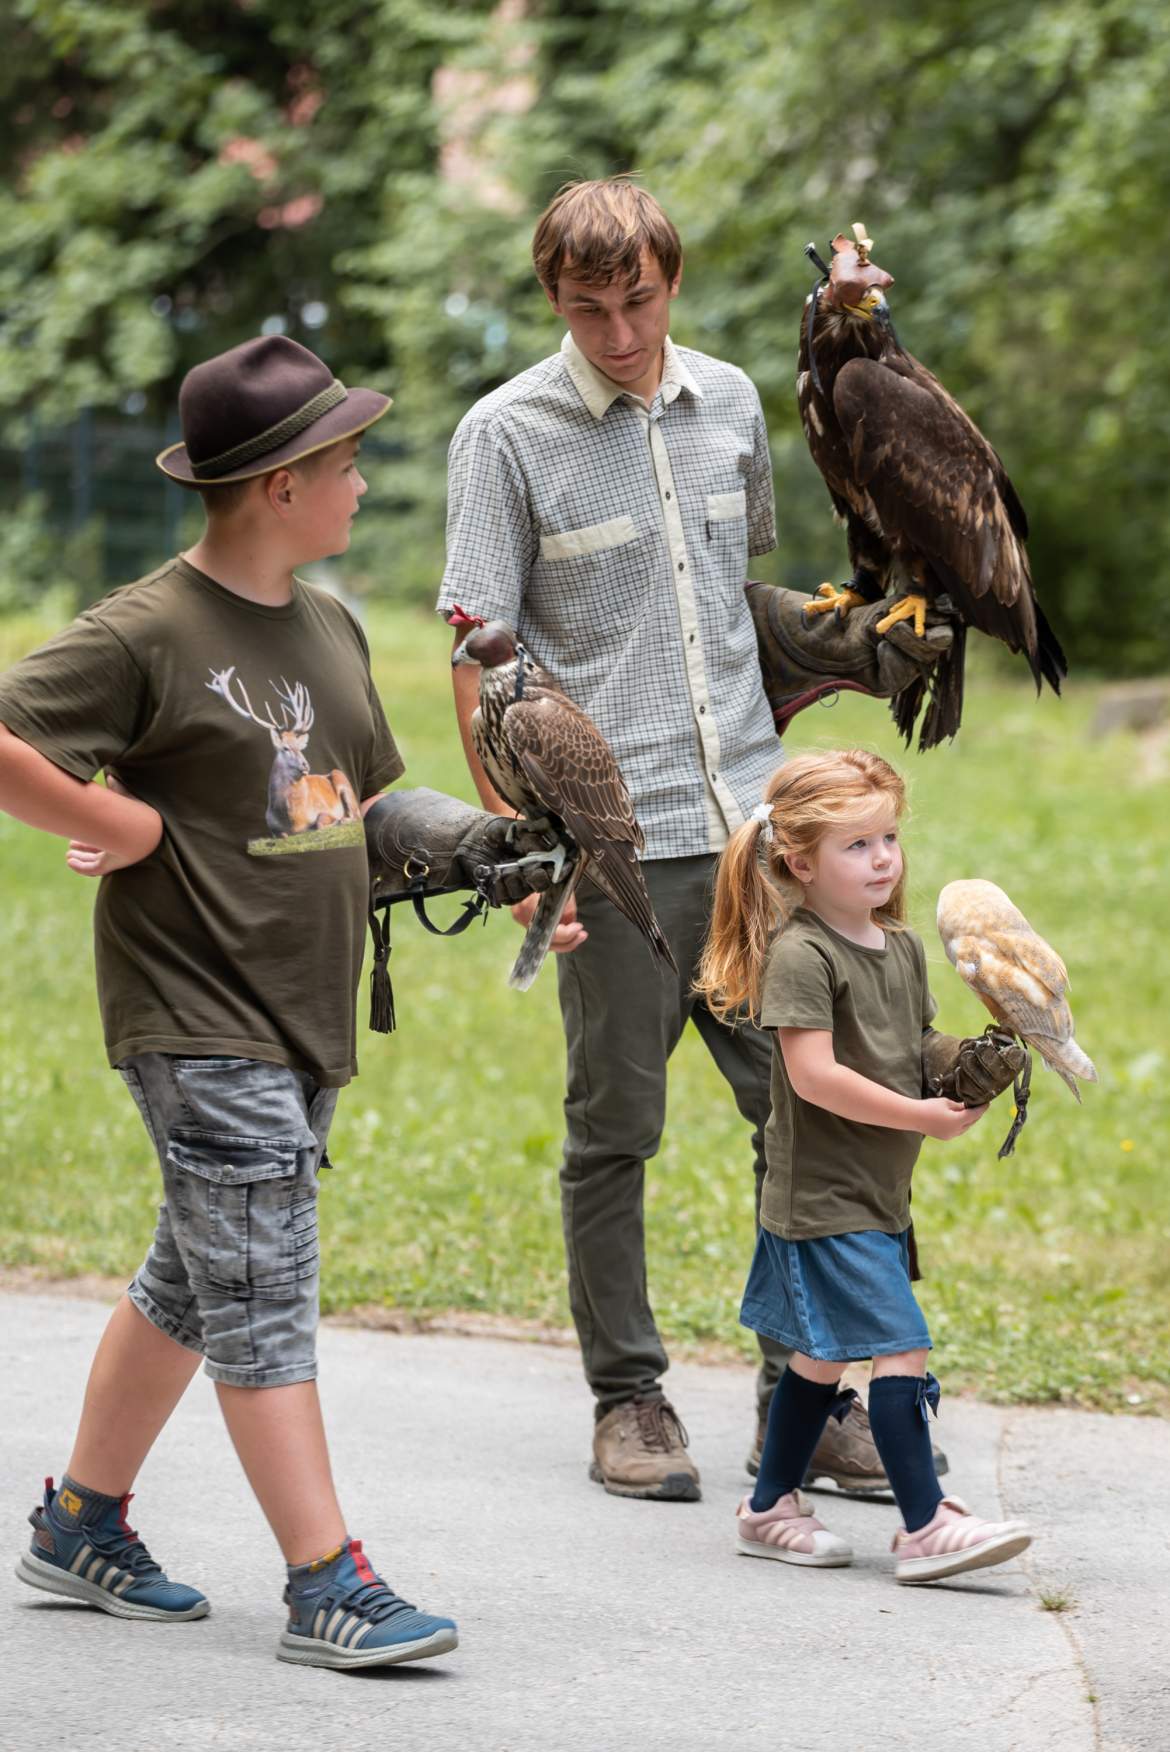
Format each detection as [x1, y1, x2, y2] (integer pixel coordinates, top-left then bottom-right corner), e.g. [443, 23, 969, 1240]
[0, 336, 458, 1669]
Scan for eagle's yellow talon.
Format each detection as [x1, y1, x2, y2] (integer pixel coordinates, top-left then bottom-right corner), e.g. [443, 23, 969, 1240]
[874, 592, 929, 639]
[803, 583, 868, 621]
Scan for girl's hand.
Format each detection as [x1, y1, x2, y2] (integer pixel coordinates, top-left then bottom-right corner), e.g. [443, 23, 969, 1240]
[66, 840, 145, 878]
[918, 1097, 988, 1141]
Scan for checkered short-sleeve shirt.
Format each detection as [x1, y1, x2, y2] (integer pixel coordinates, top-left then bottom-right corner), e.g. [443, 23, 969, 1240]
[437, 333, 782, 860]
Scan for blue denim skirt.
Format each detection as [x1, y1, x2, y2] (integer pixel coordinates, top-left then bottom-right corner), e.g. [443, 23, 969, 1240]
[740, 1226, 932, 1362]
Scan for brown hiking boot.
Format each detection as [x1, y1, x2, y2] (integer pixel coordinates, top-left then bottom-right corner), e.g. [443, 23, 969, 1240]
[590, 1395, 702, 1501]
[745, 1399, 949, 1496]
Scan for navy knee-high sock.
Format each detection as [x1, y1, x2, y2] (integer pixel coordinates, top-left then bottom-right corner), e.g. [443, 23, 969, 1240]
[867, 1374, 944, 1532]
[750, 1367, 843, 1512]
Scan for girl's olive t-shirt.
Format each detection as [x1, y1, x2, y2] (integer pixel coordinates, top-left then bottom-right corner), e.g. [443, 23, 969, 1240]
[0, 559, 402, 1086]
[758, 908, 936, 1239]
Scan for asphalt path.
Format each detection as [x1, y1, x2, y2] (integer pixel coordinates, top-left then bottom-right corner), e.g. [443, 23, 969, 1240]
[2, 1292, 1165, 1751]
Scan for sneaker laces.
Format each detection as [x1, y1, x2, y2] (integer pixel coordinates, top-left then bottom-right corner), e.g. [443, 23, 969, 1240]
[632, 1396, 689, 1454]
[85, 1504, 164, 1578]
[333, 1574, 418, 1625]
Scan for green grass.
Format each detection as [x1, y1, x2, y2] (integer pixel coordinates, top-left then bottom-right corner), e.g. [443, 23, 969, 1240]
[247, 821, 364, 856]
[1, 603, 1167, 1412]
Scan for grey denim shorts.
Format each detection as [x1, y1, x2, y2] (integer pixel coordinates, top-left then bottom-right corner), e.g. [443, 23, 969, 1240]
[118, 1053, 338, 1389]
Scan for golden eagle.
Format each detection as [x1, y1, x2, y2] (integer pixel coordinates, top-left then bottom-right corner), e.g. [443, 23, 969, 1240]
[797, 224, 1066, 748]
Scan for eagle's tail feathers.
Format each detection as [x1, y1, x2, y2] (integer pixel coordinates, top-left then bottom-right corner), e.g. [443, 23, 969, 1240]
[1035, 603, 1068, 695]
[889, 674, 925, 746]
[917, 622, 966, 750]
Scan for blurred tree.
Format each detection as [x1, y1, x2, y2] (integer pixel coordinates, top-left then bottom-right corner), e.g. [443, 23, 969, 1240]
[0, 0, 490, 420]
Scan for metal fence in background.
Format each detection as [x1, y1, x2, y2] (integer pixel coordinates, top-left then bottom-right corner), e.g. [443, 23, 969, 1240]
[1, 411, 409, 597]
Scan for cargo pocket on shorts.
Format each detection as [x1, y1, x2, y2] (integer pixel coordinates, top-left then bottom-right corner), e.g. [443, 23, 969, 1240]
[165, 1130, 315, 1303]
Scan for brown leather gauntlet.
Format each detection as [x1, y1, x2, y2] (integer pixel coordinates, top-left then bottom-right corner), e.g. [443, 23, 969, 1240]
[746, 581, 954, 737]
[921, 1025, 1027, 1107]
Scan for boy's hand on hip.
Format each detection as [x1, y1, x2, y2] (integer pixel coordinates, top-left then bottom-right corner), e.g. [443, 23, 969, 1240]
[510, 890, 588, 953]
[919, 1097, 988, 1141]
[66, 838, 152, 878]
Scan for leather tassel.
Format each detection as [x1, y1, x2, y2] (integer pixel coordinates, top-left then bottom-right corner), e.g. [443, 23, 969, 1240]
[367, 903, 396, 1034]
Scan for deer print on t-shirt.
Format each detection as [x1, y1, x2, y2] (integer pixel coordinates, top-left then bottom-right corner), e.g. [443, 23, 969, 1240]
[207, 666, 361, 853]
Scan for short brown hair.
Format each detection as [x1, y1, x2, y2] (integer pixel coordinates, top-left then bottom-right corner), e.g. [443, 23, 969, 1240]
[190, 440, 349, 517]
[532, 178, 682, 297]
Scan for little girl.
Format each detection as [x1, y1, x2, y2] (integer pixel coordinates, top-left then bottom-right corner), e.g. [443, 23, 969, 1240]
[696, 749, 1031, 1585]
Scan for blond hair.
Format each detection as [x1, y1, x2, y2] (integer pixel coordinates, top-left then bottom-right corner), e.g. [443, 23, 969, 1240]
[695, 750, 909, 1023]
[532, 178, 682, 297]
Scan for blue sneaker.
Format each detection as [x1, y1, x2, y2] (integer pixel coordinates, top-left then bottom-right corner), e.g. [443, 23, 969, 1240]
[278, 1538, 457, 1669]
[15, 1478, 209, 1621]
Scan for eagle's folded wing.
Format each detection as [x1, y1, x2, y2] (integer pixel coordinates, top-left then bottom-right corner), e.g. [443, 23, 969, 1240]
[832, 357, 1039, 661]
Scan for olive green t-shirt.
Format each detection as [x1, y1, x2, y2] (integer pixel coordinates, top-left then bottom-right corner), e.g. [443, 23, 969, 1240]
[758, 908, 937, 1239]
[0, 558, 403, 1086]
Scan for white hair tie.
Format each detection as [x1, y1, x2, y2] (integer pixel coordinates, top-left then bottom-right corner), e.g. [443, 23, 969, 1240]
[751, 802, 774, 843]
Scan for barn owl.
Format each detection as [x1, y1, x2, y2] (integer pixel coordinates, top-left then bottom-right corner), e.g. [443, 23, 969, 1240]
[937, 880, 1097, 1099]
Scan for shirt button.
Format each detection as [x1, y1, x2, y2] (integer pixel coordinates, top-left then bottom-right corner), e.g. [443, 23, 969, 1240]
[699, 704, 706, 714]
[678, 561, 685, 572]
[689, 632, 695, 643]
[711, 772, 718, 781]
[665, 490, 672, 500]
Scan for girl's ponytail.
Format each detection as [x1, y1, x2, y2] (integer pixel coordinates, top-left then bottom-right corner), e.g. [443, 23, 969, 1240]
[695, 812, 782, 1023]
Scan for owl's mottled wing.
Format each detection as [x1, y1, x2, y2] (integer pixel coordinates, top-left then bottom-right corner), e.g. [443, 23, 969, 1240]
[503, 689, 674, 969]
[946, 927, 1071, 1044]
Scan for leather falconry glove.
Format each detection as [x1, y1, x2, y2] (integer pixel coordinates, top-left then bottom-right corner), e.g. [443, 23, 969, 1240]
[363, 788, 574, 1035]
[920, 1025, 1028, 1107]
[745, 581, 954, 737]
[365, 787, 568, 908]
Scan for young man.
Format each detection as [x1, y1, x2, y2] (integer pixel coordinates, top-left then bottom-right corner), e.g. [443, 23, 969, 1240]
[2, 336, 458, 1667]
[439, 180, 914, 1501]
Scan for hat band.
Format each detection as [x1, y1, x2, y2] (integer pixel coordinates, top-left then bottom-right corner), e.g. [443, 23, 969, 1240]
[191, 379, 348, 480]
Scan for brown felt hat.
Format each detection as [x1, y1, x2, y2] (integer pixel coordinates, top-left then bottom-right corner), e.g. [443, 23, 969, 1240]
[155, 335, 392, 485]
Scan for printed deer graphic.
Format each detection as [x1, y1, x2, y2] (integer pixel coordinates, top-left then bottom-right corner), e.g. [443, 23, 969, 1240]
[207, 668, 360, 837]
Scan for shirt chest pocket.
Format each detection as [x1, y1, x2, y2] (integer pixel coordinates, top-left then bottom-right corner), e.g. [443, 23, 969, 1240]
[704, 490, 749, 621]
[530, 513, 650, 638]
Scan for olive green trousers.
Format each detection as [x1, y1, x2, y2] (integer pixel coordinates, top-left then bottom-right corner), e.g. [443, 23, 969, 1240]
[556, 854, 792, 1415]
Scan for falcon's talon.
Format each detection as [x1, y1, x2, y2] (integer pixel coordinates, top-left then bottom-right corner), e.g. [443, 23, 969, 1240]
[506, 844, 570, 884]
[803, 583, 868, 622]
[875, 592, 929, 639]
[506, 813, 553, 846]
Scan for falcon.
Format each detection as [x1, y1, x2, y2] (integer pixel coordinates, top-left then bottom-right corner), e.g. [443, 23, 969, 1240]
[937, 880, 1096, 1156]
[798, 223, 1067, 749]
[452, 621, 675, 990]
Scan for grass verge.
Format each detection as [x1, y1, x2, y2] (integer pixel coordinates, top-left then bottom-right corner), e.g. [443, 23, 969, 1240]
[1, 603, 1166, 1411]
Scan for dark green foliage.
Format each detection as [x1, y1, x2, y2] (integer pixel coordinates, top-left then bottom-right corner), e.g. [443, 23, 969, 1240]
[2, 0, 1168, 671]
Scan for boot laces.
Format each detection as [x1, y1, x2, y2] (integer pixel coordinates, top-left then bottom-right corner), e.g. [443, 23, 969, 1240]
[632, 1396, 689, 1454]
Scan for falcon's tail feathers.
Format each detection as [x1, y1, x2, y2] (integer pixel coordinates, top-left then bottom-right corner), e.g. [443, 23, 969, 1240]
[508, 864, 583, 992]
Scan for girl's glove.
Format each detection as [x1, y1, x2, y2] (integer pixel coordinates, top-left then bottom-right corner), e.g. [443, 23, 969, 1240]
[745, 581, 954, 737]
[921, 1025, 1028, 1107]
